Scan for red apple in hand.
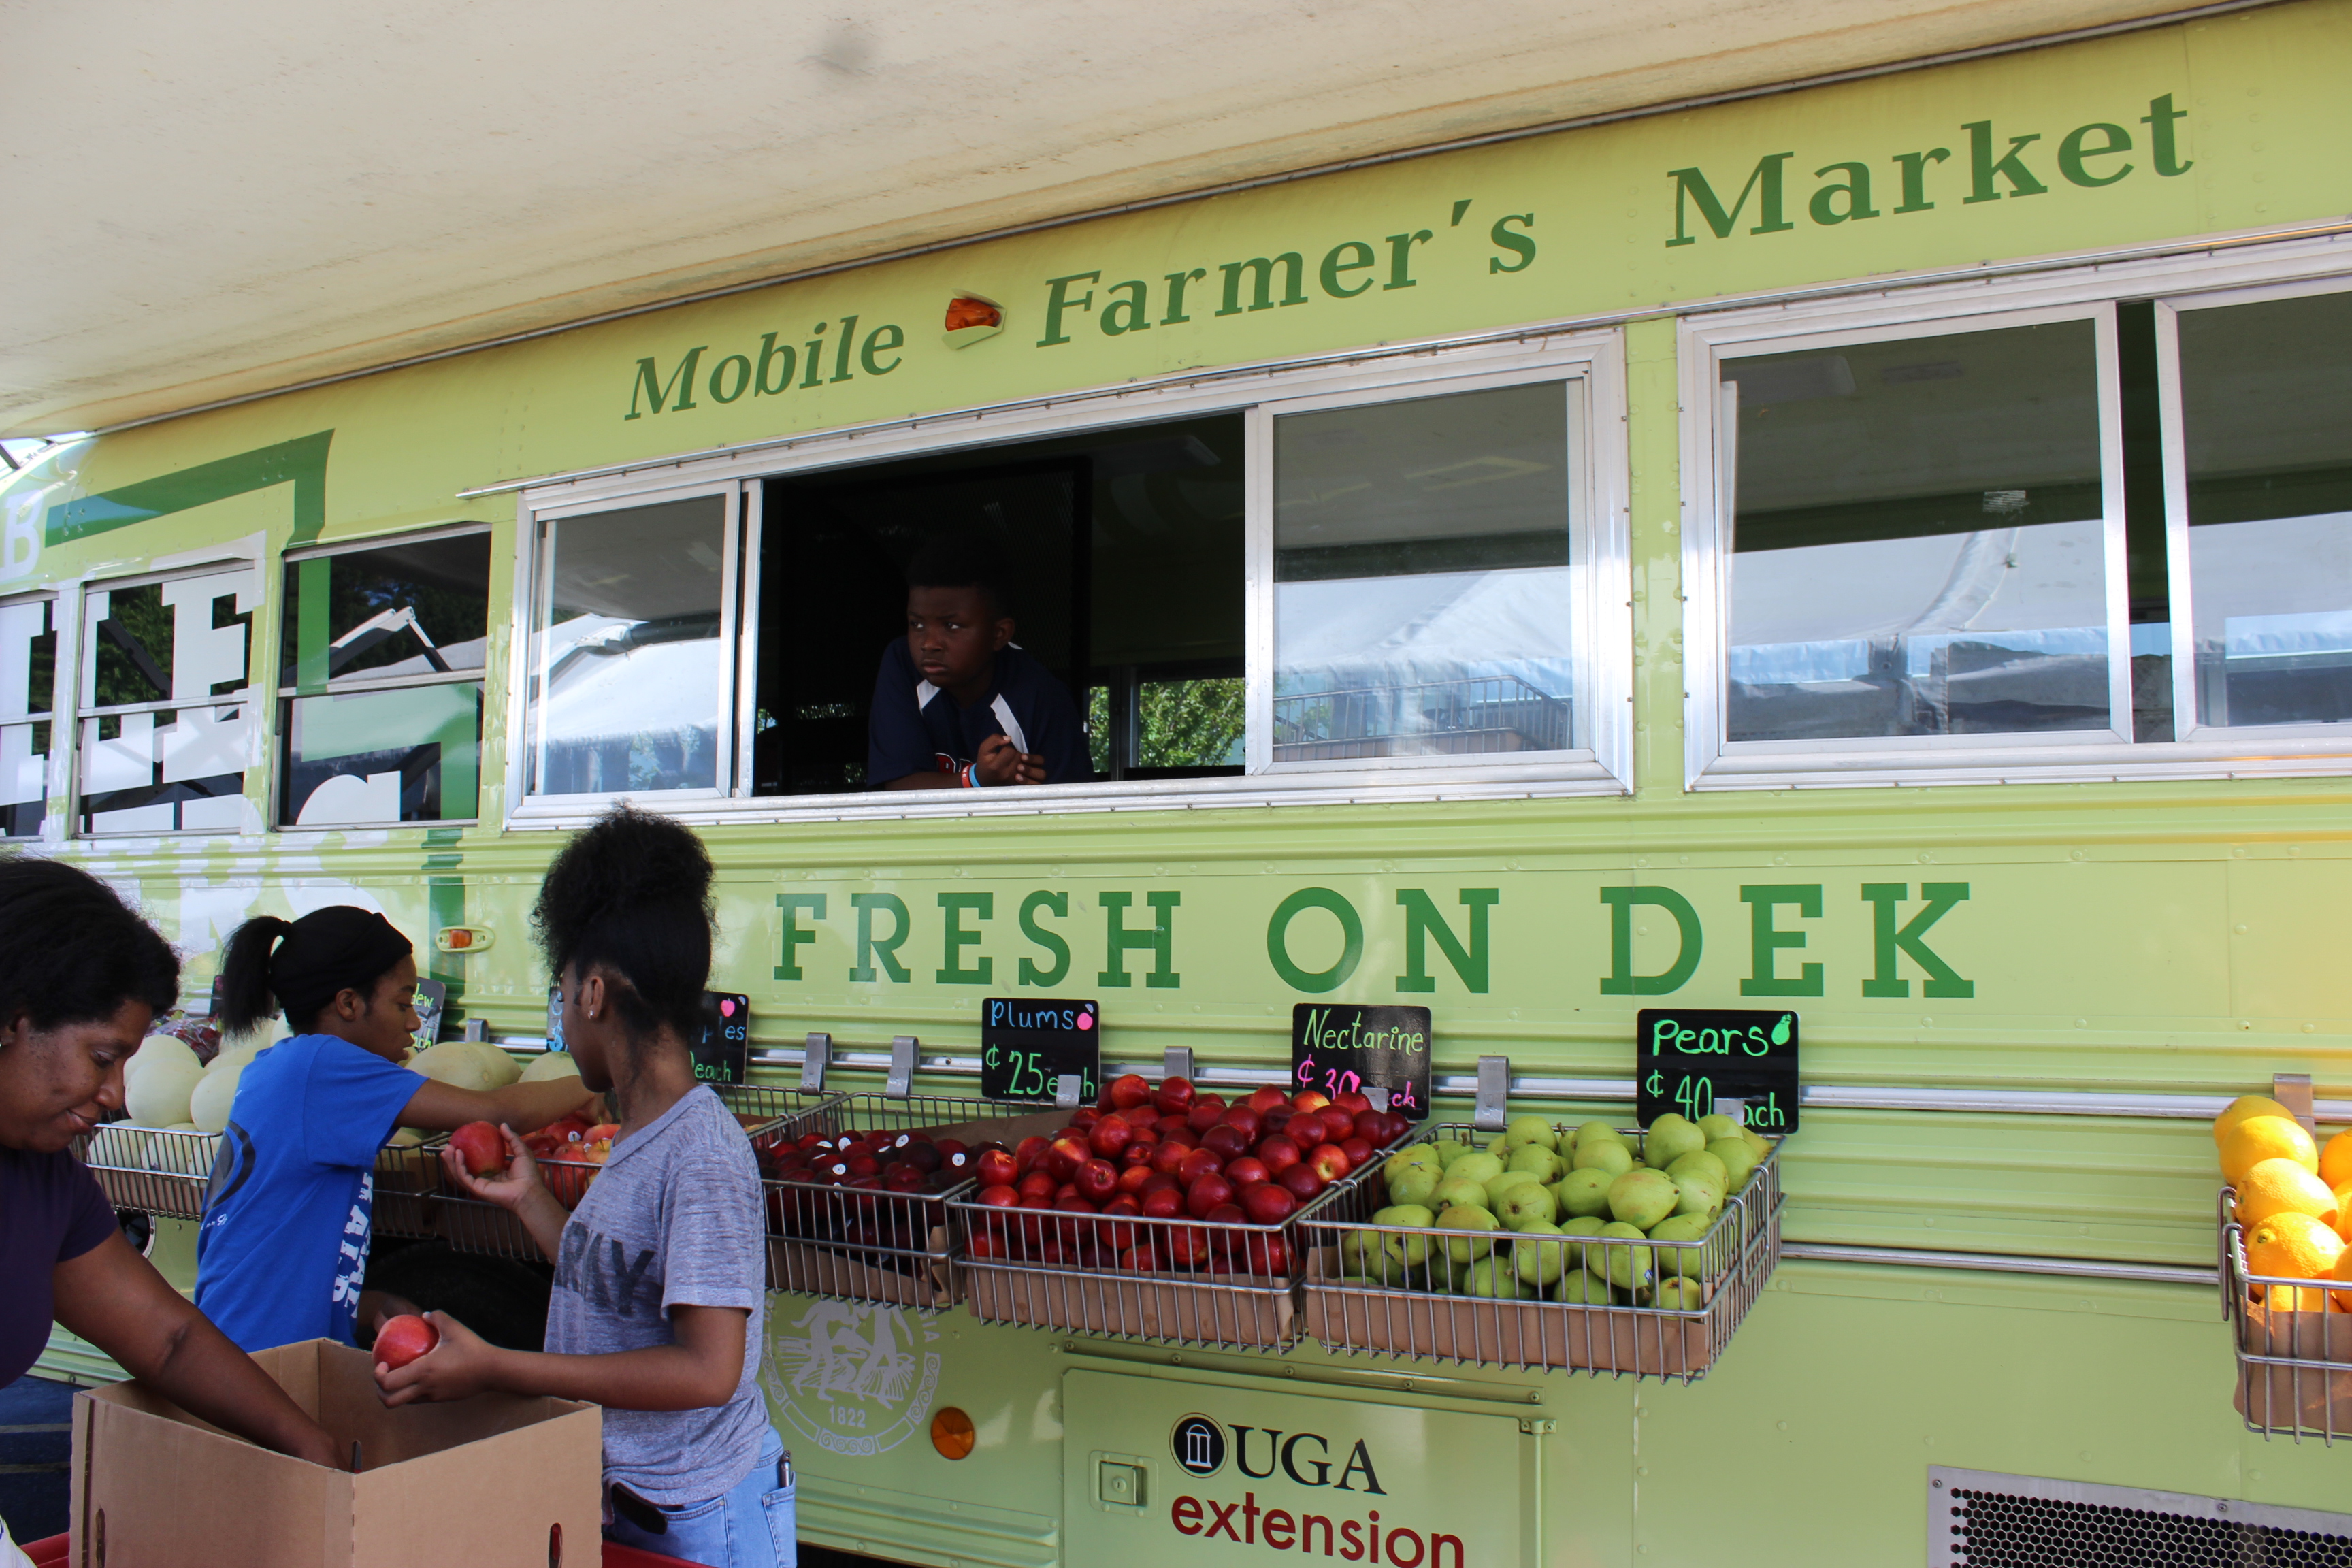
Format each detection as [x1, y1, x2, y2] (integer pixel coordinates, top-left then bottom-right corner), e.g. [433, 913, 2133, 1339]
[1153, 1076, 1196, 1115]
[1109, 1073, 1153, 1110]
[1239, 1182, 1298, 1224]
[375, 1313, 438, 1369]
[451, 1122, 506, 1178]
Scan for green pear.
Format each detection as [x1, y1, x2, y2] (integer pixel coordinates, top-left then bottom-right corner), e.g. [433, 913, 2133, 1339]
[1589, 1222, 1656, 1291]
[1607, 1169, 1679, 1230]
[1571, 1120, 1620, 1151]
[1337, 1230, 1377, 1276]
[1553, 1269, 1612, 1304]
[1697, 1113, 1743, 1143]
[1386, 1162, 1442, 1209]
[1646, 1211, 1712, 1275]
[1509, 1223, 1570, 1287]
[1463, 1257, 1527, 1299]
[1445, 1151, 1504, 1187]
[1669, 1173, 1723, 1220]
[1740, 1128, 1771, 1161]
[1571, 1139, 1633, 1179]
[1506, 1143, 1565, 1183]
[1665, 1149, 1729, 1192]
[1386, 1145, 1440, 1175]
[1494, 1181, 1558, 1232]
[1550, 1168, 1615, 1220]
[1435, 1203, 1499, 1263]
[1374, 1203, 1435, 1229]
[1484, 1169, 1541, 1210]
[1642, 1115, 1708, 1170]
[1503, 1115, 1558, 1152]
[1652, 1277, 1708, 1311]
[1706, 1137, 1761, 1191]
[1486, 1133, 1510, 1156]
[1375, 1207, 1434, 1270]
[1433, 1175, 1490, 1212]
[1558, 1214, 1610, 1269]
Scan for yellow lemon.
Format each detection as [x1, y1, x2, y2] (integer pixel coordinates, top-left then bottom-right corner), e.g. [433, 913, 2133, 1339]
[2320, 1128, 2352, 1192]
[2215, 1094, 2296, 1149]
[2221, 1116, 2318, 1185]
[2236, 1159, 2340, 1227]
[2245, 1211, 2346, 1281]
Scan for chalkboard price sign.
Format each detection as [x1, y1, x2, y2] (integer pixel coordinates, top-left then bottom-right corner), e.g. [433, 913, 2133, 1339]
[1635, 1008, 1799, 1132]
[1291, 1004, 1433, 1122]
[981, 998, 1100, 1102]
[692, 992, 751, 1085]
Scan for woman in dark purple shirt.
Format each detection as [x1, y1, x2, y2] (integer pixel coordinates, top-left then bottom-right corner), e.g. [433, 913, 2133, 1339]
[0, 860, 336, 1538]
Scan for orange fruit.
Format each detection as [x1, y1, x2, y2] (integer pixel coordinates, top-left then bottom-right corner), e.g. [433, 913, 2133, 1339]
[2245, 1211, 2346, 1281]
[2262, 1283, 2340, 1313]
[2221, 1116, 2318, 1184]
[2336, 1183, 2352, 1246]
[2216, 1094, 2296, 1149]
[2320, 1128, 2352, 1192]
[2238, 1158, 2341, 1226]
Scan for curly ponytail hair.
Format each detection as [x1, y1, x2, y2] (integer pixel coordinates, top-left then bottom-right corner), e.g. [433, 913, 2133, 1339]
[532, 805, 715, 1042]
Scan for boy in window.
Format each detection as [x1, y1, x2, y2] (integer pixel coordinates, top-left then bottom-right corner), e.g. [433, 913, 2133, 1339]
[867, 535, 1088, 789]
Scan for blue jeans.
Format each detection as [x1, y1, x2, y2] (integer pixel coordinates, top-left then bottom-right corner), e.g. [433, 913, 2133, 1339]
[604, 1425, 795, 1568]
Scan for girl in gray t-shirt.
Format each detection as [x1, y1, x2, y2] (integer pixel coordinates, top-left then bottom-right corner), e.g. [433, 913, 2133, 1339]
[375, 806, 792, 1568]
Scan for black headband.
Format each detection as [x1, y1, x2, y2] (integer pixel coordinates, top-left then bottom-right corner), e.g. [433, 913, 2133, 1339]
[269, 907, 414, 1027]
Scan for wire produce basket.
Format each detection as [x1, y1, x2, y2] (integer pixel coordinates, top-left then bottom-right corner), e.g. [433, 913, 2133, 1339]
[2221, 1187, 2352, 1442]
[79, 1122, 220, 1219]
[762, 1091, 1055, 1307]
[1298, 1120, 1784, 1381]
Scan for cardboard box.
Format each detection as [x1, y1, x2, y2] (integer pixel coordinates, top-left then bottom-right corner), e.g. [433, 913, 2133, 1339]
[963, 1260, 1295, 1345]
[2234, 1300, 2352, 1435]
[69, 1339, 600, 1568]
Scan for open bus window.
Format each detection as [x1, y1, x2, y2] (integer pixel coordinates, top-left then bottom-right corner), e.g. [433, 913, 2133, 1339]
[1271, 380, 1580, 762]
[76, 567, 258, 834]
[531, 496, 730, 796]
[279, 529, 490, 827]
[1720, 320, 2114, 745]
[2172, 287, 2352, 732]
[0, 596, 54, 837]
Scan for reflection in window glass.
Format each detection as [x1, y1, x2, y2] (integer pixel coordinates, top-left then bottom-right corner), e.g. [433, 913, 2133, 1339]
[0, 600, 54, 836]
[1273, 382, 1576, 762]
[2177, 291, 2352, 729]
[533, 498, 725, 794]
[281, 533, 490, 687]
[286, 685, 483, 826]
[1722, 321, 2112, 742]
[76, 569, 256, 834]
[1087, 673, 1245, 777]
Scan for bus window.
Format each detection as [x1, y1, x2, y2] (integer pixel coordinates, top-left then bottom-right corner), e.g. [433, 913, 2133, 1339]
[279, 529, 490, 826]
[1719, 319, 2114, 745]
[76, 567, 257, 834]
[0, 596, 54, 837]
[530, 495, 732, 797]
[1269, 379, 1580, 762]
[2171, 287, 2352, 732]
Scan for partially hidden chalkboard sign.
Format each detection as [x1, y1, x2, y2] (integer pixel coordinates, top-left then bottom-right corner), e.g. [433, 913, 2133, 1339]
[1292, 1004, 1433, 1122]
[692, 991, 751, 1085]
[410, 978, 448, 1053]
[981, 998, 1100, 1102]
[1635, 1007, 1799, 1132]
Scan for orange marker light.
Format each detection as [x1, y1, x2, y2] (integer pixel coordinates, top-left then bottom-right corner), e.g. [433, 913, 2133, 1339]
[930, 1406, 975, 1460]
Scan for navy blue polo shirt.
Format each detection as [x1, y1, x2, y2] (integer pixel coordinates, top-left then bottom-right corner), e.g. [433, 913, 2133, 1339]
[866, 638, 1088, 787]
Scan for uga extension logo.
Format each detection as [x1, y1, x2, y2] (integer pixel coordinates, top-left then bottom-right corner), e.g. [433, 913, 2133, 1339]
[1170, 1412, 1384, 1492]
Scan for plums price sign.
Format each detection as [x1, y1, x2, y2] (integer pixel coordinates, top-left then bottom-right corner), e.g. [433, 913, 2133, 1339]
[692, 991, 751, 1085]
[980, 998, 1100, 1102]
[1291, 1003, 1433, 1122]
[1635, 1007, 1799, 1132]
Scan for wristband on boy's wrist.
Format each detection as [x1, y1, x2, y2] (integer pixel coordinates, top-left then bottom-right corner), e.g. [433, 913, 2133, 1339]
[963, 762, 983, 788]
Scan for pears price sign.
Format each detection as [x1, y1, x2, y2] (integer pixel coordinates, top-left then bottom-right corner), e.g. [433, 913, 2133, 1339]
[692, 991, 752, 1084]
[1635, 1008, 1800, 1132]
[1292, 1004, 1433, 1122]
[981, 998, 1100, 1102]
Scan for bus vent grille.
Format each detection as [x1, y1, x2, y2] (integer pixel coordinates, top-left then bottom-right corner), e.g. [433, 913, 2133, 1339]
[1929, 1466, 2352, 1568]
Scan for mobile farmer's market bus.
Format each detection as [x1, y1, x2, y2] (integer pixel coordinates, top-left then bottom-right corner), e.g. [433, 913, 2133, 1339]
[14, 3, 2352, 1561]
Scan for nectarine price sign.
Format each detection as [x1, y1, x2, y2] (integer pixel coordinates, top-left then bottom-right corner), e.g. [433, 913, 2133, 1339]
[693, 991, 751, 1084]
[1291, 1004, 1432, 1121]
[980, 998, 1100, 1102]
[1635, 1007, 1800, 1131]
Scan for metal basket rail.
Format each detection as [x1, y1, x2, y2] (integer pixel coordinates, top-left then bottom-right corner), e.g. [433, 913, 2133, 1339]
[1297, 1121, 1784, 1381]
[947, 1194, 1309, 1350]
[2220, 1188, 2352, 1443]
[763, 1091, 1050, 1306]
[79, 1123, 220, 1220]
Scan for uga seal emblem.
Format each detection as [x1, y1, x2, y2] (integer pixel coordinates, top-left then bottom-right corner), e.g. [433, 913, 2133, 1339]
[764, 1300, 942, 1458]
[1173, 1414, 1227, 1477]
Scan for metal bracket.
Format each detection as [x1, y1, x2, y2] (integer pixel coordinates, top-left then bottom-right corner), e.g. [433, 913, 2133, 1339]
[1057, 1074, 1085, 1109]
[1367, 1086, 1392, 1113]
[1474, 1056, 1510, 1133]
[886, 1036, 919, 1099]
[1714, 1097, 1747, 1128]
[2273, 1072, 2316, 1136]
[1517, 1417, 1556, 1435]
[1162, 1047, 1194, 1083]
[461, 1018, 487, 1043]
[799, 1032, 832, 1093]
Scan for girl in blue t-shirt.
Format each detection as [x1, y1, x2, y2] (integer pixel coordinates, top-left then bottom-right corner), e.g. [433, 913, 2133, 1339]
[193, 907, 602, 1353]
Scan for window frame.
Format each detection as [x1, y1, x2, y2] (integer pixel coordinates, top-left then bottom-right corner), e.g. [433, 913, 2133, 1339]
[276, 520, 493, 830]
[504, 329, 1631, 827]
[1680, 235, 2352, 790]
[0, 589, 59, 840]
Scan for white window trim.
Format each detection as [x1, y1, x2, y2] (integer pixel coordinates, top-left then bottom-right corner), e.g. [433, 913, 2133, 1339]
[0, 589, 58, 840]
[1680, 235, 2352, 791]
[277, 521, 494, 832]
[504, 330, 1632, 829]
